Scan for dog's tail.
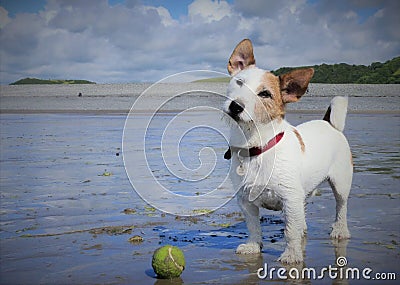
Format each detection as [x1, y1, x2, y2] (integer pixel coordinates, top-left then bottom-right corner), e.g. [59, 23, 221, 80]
[323, 96, 348, 132]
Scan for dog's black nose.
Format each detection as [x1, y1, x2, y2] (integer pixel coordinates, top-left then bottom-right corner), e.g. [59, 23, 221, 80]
[229, 100, 244, 116]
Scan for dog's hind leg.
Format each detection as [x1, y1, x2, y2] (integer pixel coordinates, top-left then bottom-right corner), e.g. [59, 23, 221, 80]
[236, 190, 262, 254]
[329, 163, 352, 239]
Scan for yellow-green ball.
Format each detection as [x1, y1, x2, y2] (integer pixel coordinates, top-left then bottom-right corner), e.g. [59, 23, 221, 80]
[152, 245, 185, 279]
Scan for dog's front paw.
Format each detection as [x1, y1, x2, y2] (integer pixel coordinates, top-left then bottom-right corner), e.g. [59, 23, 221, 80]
[236, 242, 261, 254]
[278, 248, 303, 264]
[330, 223, 351, 239]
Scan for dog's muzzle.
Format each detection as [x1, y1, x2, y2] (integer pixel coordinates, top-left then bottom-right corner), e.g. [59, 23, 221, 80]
[228, 100, 244, 119]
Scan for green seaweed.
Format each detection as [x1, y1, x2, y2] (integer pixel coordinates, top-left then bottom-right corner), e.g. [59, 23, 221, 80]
[192, 209, 213, 215]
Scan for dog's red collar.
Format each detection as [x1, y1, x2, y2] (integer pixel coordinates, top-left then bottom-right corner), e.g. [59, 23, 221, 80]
[224, 132, 284, 160]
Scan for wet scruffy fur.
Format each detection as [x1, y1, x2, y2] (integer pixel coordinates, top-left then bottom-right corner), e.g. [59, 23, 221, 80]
[224, 39, 353, 264]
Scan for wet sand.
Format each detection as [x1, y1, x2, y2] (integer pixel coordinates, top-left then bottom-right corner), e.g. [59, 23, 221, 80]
[1, 83, 399, 113]
[0, 83, 399, 284]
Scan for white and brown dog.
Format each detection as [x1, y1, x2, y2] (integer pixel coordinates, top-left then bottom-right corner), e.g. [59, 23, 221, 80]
[223, 39, 352, 263]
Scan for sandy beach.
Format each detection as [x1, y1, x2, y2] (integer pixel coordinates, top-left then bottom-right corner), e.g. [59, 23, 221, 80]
[0, 83, 399, 284]
[1, 83, 400, 113]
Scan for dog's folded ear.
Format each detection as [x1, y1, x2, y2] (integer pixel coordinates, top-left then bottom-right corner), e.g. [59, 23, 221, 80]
[228, 39, 256, 76]
[280, 68, 314, 103]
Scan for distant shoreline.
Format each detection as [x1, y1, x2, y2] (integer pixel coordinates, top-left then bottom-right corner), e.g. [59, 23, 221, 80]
[7, 56, 400, 85]
[193, 56, 400, 84]
[1, 83, 399, 114]
[10, 78, 96, 85]
[1, 109, 398, 115]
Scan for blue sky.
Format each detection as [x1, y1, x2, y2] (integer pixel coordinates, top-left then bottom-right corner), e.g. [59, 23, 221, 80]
[0, 0, 382, 26]
[0, 0, 399, 84]
[0, 0, 47, 16]
[0, 0, 233, 19]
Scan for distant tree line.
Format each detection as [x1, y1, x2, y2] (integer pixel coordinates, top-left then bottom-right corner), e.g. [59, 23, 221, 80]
[272, 56, 400, 84]
[10, 57, 400, 85]
[10, 78, 96, 85]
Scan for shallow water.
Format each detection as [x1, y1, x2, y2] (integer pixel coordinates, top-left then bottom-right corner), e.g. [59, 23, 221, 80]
[0, 111, 399, 284]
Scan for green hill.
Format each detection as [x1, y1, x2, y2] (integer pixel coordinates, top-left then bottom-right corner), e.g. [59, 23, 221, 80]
[272, 57, 400, 84]
[193, 77, 230, 83]
[193, 56, 400, 84]
[10, 78, 96, 85]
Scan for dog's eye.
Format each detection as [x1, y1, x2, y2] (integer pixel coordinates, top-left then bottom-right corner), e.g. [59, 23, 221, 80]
[258, 90, 272, 98]
[236, 79, 243, 87]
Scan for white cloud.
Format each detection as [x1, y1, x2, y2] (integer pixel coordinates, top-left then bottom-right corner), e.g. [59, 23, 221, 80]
[344, 10, 357, 20]
[143, 6, 177, 27]
[0, 0, 399, 84]
[188, 0, 232, 23]
[0, 6, 11, 28]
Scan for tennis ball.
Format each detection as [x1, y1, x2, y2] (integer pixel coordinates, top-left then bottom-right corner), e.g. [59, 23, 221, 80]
[152, 245, 185, 279]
